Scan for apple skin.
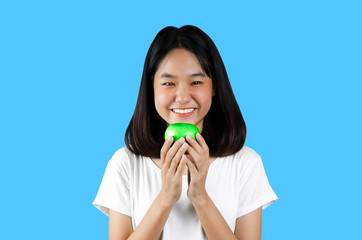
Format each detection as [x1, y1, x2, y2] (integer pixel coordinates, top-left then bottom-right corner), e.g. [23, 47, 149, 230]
[164, 123, 200, 143]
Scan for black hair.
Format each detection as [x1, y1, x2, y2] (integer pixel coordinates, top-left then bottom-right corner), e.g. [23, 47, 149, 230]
[125, 25, 246, 158]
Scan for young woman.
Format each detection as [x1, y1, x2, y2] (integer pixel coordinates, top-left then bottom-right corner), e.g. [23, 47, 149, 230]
[93, 25, 278, 240]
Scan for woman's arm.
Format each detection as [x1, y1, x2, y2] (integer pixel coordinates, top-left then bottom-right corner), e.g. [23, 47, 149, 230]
[109, 137, 188, 240]
[184, 133, 235, 239]
[192, 196, 262, 240]
[191, 192, 238, 240]
[109, 210, 133, 240]
[189, 192, 262, 240]
[234, 207, 262, 240]
[109, 193, 175, 240]
[185, 134, 262, 239]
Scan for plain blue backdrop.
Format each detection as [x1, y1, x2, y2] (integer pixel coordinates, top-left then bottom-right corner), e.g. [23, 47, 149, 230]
[1, 0, 361, 239]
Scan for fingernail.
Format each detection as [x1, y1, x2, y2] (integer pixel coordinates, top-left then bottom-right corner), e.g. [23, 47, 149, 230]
[178, 137, 185, 143]
[168, 136, 173, 142]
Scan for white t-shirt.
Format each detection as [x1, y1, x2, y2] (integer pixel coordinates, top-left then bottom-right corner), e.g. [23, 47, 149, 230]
[93, 145, 278, 239]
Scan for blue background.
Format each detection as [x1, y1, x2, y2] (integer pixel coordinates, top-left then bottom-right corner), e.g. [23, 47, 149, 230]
[1, 0, 361, 239]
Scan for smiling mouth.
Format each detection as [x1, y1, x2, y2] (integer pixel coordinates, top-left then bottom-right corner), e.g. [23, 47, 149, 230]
[171, 108, 196, 114]
[171, 108, 196, 117]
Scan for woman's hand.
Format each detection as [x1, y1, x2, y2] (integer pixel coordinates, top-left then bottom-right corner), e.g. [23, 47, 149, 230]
[159, 136, 188, 206]
[184, 133, 211, 204]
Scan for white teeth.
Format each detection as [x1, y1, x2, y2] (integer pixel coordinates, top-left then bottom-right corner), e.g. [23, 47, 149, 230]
[172, 108, 195, 114]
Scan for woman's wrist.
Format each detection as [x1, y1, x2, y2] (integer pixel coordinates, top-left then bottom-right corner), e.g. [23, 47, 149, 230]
[189, 190, 209, 207]
[158, 190, 178, 209]
[128, 190, 176, 240]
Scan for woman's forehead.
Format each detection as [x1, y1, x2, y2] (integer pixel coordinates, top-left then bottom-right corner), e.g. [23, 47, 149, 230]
[155, 49, 206, 77]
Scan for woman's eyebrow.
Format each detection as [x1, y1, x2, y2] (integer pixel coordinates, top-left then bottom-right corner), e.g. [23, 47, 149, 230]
[190, 72, 205, 77]
[159, 72, 205, 78]
[160, 73, 176, 78]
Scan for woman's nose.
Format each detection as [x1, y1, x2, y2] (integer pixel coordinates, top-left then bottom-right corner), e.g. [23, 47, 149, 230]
[175, 85, 191, 103]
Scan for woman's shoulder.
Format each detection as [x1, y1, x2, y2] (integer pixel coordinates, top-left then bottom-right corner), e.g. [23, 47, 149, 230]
[219, 145, 262, 169]
[106, 146, 140, 168]
[227, 145, 261, 161]
[110, 146, 140, 157]
[211, 146, 263, 179]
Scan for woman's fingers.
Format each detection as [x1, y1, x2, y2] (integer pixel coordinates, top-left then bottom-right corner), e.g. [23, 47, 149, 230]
[163, 137, 185, 170]
[184, 145, 198, 169]
[185, 135, 202, 153]
[175, 154, 187, 178]
[186, 157, 198, 176]
[159, 137, 190, 205]
[169, 142, 188, 174]
[195, 133, 208, 150]
[160, 136, 173, 165]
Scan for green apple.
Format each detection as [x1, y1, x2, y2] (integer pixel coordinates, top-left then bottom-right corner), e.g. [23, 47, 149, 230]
[164, 123, 200, 143]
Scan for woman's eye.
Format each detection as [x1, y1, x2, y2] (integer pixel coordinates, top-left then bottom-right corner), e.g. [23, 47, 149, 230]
[192, 81, 201, 85]
[162, 82, 201, 86]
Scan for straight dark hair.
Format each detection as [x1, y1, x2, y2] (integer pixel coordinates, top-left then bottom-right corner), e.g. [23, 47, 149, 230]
[125, 25, 246, 158]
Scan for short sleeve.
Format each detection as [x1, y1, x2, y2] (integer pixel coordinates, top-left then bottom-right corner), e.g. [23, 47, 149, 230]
[237, 156, 278, 218]
[93, 149, 131, 216]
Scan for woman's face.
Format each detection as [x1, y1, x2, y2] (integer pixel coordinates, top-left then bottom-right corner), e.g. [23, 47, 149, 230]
[153, 48, 214, 133]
